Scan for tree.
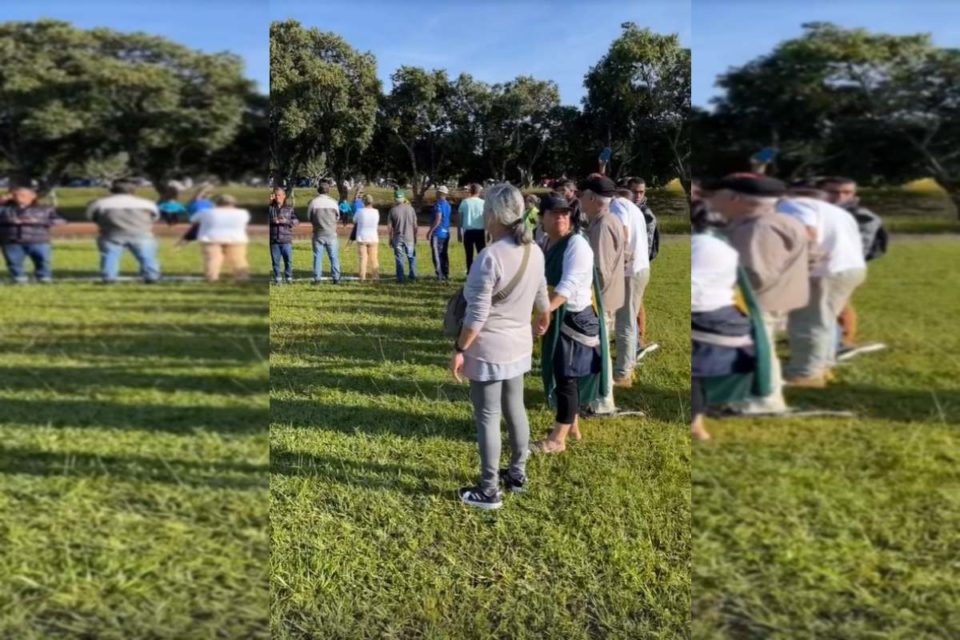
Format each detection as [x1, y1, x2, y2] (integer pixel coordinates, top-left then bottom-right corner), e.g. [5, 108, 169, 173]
[209, 91, 269, 183]
[0, 20, 251, 191]
[269, 20, 379, 200]
[583, 23, 690, 185]
[707, 22, 960, 214]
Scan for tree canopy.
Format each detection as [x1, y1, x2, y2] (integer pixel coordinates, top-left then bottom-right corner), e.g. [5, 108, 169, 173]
[0, 19, 260, 189]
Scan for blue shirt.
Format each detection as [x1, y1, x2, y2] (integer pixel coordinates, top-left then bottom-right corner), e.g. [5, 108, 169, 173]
[187, 199, 214, 215]
[433, 199, 451, 239]
[458, 197, 485, 231]
[353, 198, 363, 213]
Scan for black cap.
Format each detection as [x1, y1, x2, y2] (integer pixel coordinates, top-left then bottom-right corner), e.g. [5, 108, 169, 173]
[540, 192, 572, 213]
[702, 173, 786, 197]
[578, 175, 618, 197]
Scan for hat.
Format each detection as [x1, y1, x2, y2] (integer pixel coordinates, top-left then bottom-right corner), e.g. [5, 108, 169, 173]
[703, 173, 786, 197]
[577, 175, 617, 197]
[539, 192, 572, 213]
[394, 190, 405, 200]
[437, 185, 449, 194]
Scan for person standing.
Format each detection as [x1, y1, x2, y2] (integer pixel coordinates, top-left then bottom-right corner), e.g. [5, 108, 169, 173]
[428, 185, 452, 281]
[0, 186, 66, 284]
[610, 189, 650, 386]
[268, 187, 299, 284]
[86, 179, 162, 283]
[532, 192, 607, 453]
[191, 194, 250, 282]
[307, 183, 341, 284]
[558, 179, 584, 230]
[387, 190, 418, 283]
[187, 185, 215, 217]
[777, 185, 867, 386]
[578, 175, 625, 417]
[449, 183, 550, 509]
[816, 176, 886, 359]
[458, 183, 486, 274]
[352, 194, 380, 281]
[705, 174, 809, 414]
[626, 177, 660, 359]
[157, 184, 187, 225]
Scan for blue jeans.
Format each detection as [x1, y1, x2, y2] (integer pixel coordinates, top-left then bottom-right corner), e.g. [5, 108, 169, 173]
[393, 239, 417, 282]
[2, 243, 52, 282]
[312, 236, 341, 282]
[98, 237, 160, 282]
[271, 242, 293, 281]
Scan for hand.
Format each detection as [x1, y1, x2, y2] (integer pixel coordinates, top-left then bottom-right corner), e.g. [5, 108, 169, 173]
[450, 351, 465, 383]
[534, 312, 550, 337]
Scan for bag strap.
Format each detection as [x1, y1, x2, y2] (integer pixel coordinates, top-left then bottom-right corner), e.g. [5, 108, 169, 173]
[492, 243, 531, 303]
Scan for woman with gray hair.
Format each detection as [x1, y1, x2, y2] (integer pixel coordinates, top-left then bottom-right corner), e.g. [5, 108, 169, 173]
[450, 183, 551, 510]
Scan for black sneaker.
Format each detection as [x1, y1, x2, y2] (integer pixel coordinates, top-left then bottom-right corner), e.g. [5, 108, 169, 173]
[498, 469, 527, 494]
[458, 486, 503, 510]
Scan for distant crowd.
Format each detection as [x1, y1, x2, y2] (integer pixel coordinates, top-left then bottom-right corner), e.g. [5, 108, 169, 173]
[0, 180, 252, 283]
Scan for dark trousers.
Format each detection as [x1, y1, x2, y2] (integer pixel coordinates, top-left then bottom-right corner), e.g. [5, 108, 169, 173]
[554, 348, 580, 424]
[431, 235, 450, 280]
[271, 242, 293, 281]
[463, 229, 486, 274]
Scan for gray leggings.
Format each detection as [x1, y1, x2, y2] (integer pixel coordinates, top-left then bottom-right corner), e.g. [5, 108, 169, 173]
[469, 375, 530, 494]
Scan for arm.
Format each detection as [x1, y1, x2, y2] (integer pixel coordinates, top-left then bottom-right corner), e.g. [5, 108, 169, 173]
[450, 253, 497, 381]
[85, 201, 98, 221]
[427, 208, 440, 239]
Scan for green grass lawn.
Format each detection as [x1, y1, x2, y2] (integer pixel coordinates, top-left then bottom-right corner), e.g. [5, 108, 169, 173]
[692, 240, 960, 639]
[0, 241, 271, 638]
[270, 236, 691, 638]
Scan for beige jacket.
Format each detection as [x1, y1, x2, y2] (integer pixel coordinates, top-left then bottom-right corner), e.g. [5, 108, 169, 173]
[587, 210, 626, 313]
[724, 210, 809, 313]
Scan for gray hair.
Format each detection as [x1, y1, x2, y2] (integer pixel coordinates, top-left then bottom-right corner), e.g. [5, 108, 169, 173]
[215, 194, 237, 206]
[483, 183, 533, 245]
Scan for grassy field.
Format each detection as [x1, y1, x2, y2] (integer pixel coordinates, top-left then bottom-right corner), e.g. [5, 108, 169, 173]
[270, 236, 692, 638]
[0, 241, 271, 638]
[692, 240, 960, 639]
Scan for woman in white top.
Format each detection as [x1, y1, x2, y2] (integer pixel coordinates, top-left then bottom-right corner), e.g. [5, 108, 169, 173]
[190, 194, 250, 282]
[351, 194, 380, 281]
[450, 183, 550, 510]
[531, 192, 603, 454]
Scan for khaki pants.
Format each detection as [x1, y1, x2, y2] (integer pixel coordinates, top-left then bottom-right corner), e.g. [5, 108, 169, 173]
[358, 241, 379, 281]
[202, 243, 249, 282]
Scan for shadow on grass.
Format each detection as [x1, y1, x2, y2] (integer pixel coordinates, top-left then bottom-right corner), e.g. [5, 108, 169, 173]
[0, 365, 264, 396]
[1, 445, 266, 490]
[271, 444, 451, 498]
[271, 398, 475, 442]
[272, 332, 450, 367]
[1, 325, 267, 363]
[786, 384, 960, 424]
[4, 398, 268, 434]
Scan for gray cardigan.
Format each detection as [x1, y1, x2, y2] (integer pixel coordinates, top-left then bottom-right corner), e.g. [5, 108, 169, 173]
[462, 237, 549, 381]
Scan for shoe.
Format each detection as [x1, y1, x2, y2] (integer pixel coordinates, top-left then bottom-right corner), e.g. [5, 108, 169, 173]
[613, 374, 633, 388]
[498, 469, 527, 494]
[458, 486, 503, 510]
[636, 343, 660, 360]
[784, 375, 827, 389]
[37, 278, 53, 284]
[579, 407, 619, 419]
[837, 342, 887, 362]
[272, 279, 282, 285]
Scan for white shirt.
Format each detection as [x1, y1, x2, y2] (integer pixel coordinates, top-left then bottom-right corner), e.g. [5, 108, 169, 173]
[553, 233, 595, 313]
[692, 233, 739, 312]
[191, 207, 250, 244]
[777, 197, 865, 277]
[610, 196, 649, 274]
[354, 207, 380, 243]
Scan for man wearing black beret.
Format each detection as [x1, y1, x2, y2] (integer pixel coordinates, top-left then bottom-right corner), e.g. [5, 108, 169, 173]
[705, 173, 810, 414]
[578, 174, 626, 416]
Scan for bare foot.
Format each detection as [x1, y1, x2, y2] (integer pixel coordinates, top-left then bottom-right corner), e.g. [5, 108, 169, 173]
[569, 425, 582, 442]
[530, 439, 566, 454]
[691, 423, 711, 441]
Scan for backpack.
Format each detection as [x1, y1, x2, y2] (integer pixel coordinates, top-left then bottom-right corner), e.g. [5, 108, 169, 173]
[443, 243, 531, 338]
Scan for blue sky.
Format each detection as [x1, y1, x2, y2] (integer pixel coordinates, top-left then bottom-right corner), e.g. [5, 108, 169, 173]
[693, 0, 960, 108]
[271, 0, 691, 107]
[1, 0, 269, 93]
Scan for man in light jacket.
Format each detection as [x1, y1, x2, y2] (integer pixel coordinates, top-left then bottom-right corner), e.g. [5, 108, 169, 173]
[86, 179, 161, 283]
